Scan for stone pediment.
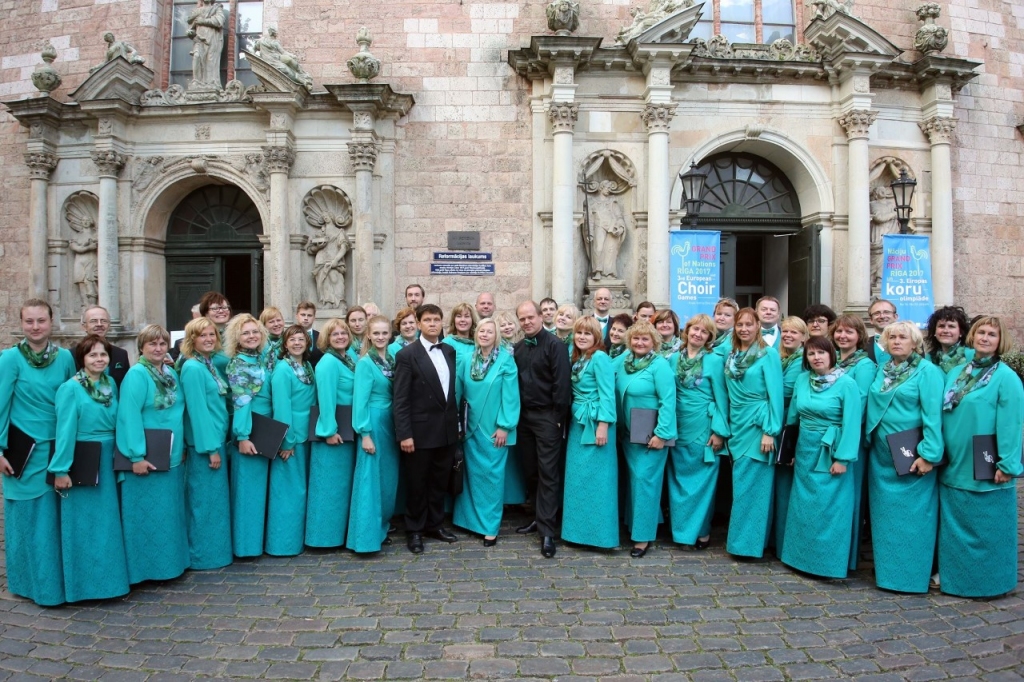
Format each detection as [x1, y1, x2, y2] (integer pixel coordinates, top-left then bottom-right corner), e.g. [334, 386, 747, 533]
[633, 2, 705, 45]
[70, 56, 155, 105]
[805, 10, 902, 62]
[241, 50, 310, 95]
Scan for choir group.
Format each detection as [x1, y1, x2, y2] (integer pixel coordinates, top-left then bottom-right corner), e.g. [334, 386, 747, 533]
[0, 284, 1021, 608]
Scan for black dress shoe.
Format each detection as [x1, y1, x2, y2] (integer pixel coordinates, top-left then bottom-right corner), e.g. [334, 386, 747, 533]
[630, 544, 648, 558]
[516, 520, 538, 534]
[694, 538, 710, 550]
[482, 537, 497, 547]
[426, 527, 458, 543]
[541, 536, 556, 558]
[407, 533, 424, 554]
[388, 523, 397, 533]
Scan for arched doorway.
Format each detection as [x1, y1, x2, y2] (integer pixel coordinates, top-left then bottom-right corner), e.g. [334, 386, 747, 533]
[684, 153, 815, 315]
[165, 184, 265, 330]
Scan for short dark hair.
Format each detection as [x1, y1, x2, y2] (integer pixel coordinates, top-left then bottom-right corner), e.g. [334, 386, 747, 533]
[635, 301, 656, 314]
[610, 313, 633, 330]
[406, 283, 425, 297]
[926, 306, 970, 361]
[651, 309, 680, 337]
[21, 298, 53, 320]
[802, 335, 838, 372]
[539, 297, 557, 308]
[801, 304, 836, 325]
[75, 334, 112, 367]
[417, 303, 444, 321]
[296, 300, 317, 314]
[277, 324, 312, 362]
[199, 291, 230, 317]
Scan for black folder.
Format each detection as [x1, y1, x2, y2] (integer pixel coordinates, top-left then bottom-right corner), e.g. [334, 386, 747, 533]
[775, 423, 799, 466]
[246, 412, 289, 459]
[973, 434, 999, 481]
[886, 427, 923, 476]
[4, 423, 36, 479]
[629, 408, 676, 447]
[113, 429, 173, 472]
[459, 399, 469, 439]
[307, 405, 355, 442]
[46, 441, 102, 486]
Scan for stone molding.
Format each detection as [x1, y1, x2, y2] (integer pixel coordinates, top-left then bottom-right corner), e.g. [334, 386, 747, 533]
[25, 152, 58, 179]
[837, 110, 877, 139]
[919, 116, 957, 144]
[262, 145, 295, 174]
[641, 103, 676, 133]
[549, 102, 579, 133]
[91, 150, 127, 177]
[347, 142, 378, 172]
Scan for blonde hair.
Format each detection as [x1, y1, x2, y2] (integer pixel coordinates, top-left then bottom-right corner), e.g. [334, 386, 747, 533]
[317, 318, 352, 352]
[880, 320, 924, 355]
[556, 303, 580, 327]
[731, 308, 766, 351]
[447, 302, 478, 338]
[494, 311, 523, 344]
[683, 314, 717, 351]
[474, 318, 498, 348]
[180, 317, 222, 358]
[360, 315, 392, 357]
[779, 316, 809, 360]
[966, 316, 1013, 357]
[624, 320, 663, 349]
[136, 324, 170, 354]
[259, 306, 284, 327]
[571, 316, 605, 363]
[223, 314, 266, 357]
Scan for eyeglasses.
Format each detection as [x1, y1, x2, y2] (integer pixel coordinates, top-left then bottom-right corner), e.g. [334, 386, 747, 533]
[808, 317, 829, 325]
[869, 310, 895, 319]
[208, 305, 231, 312]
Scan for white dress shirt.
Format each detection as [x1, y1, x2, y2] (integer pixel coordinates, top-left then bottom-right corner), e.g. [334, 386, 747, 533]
[761, 324, 779, 348]
[420, 335, 450, 400]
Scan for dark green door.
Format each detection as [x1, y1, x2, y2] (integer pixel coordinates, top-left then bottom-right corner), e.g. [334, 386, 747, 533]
[165, 184, 264, 331]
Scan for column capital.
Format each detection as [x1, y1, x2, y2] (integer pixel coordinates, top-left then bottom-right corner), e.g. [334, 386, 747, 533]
[25, 151, 58, 179]
[919, 116, 958, 144]
[641, 103, 676, 133]
[548, 102, 579, 134]
[91, 150, 127, 177]
[262, 145, 295, 174]
[837, 109, 877, 140]
[348, 142, 379, 172]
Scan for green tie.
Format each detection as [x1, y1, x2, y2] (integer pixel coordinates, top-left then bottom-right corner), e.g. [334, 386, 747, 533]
[525, 336, 538, 346]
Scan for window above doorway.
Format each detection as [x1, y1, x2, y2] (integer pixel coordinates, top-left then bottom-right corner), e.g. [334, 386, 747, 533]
[169, 0, 264, 88]
[690, 0, 796, 44]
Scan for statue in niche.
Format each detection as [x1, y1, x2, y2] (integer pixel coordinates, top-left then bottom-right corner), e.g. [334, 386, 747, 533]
[586, 181, 628, 280]
[187, 0, 226, 88]
[65, 192, 100, 308]
[303, 186, 353, 308]
[92, 32, 146, 72]
[250, 26, 313, 90]
[868, 157, 910, 293]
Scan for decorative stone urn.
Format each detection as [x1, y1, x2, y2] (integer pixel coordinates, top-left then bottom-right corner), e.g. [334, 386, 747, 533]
[32, 43, 62, 94]
[914, 3, 948, 54]
[347, 27, 380, 83]
[546, 0, 580, 36]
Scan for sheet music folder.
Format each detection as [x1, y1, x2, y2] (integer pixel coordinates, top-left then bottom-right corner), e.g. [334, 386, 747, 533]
[247, 413, 288, 459]
[46, 441, 102, 486]
[4, 423, 36, 479]
[307, 405, 355, 442]
[886, 427, 923, 476]
[629, 408, 676, 447]
[113, 429, 173, 472]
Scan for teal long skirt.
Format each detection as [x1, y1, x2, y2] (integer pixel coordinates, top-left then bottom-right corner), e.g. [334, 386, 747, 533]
[667, 440, 719, 545]
[185, 445, 233, 570]
[305, 440, 356, 548]
[561, 422, 619, 549]
[5, 493, 65, 606]
[265, 443, 309, 556]
[868, 434, 937, 593]
[228, 443, 270, 557]
[503, 445, 528, 505]
[726, 455, 774, 558]
[622, 441, 668, 543]
[60, 438, 129, 602]
[120, 464, 189, 584]
[938, 484, 1018, 598]
[346, 408, 399, 553]
[453, 429, 508, 537]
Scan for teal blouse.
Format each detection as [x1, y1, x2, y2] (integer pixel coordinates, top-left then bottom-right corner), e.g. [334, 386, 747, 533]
[50, 378, 118, 474]
[724, 347, 784, 463]
[271, 360, 316, 450]
[570, 351, 617, 446]
[786, 372, 863, 472]
[456, 350, 520, 445]
[115, 363, 186, 467]
[352, 355, 393, 438]
[865, 359, 944, 463]
[314, 352, 355, 439]
[670, 350, 730, 461]
[615, 354, 677, 442]
[180, 357, 230, 454]
[228, 353, 272, 441]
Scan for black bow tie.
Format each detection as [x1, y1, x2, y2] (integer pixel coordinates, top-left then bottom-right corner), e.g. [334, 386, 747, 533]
[431, 344, 444, 351]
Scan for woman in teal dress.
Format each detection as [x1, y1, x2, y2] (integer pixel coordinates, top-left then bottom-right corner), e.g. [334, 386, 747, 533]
[453, 318, 520, 545]
[116, 324, 189, 584]
[346, 306, 368, 354]
[443, 302, 478, 368]
[865, 321, 944, 593]
[347, 316, 401, 553]
[605, 314, 631, 363]
[388, 307, 419, 357]
[711, 297, 738, 357]
[307, 318, 357, 548]
[780, 336, 862, 578]
[259, 307, 286, 369]
[772, 316, 808, 557]
[830, 314, 876, 571]
[224, 314, 273, 557]
[925, 306, 974, 377]
[554, 303, 579, 351]
[178, 317, 233, 570]
[0, 299, 76, 605]
[653, 310, 682, 358]
[495, 310, 527, 505]
[561, 317, 618, 549]
[50, 335, 129, 602]
[615, 320, 677, 558]
[724, 307, 783, 559]
[268, 324, 317, 556]
[938, 316, 1024, 598]
[667, 314, 729, 549]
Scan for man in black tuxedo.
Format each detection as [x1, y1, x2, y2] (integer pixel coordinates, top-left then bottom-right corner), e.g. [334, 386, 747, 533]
[392, 304, 460, 554]
[80, 305, 130, 387]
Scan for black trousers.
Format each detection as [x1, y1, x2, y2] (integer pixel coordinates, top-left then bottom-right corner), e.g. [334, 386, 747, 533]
[402, 445, 454, 533]
[517, 407, 564, 537]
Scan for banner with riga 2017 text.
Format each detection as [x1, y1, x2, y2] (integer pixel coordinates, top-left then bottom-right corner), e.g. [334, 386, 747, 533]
[881, 233, 934, 329]
[670, 230, 721, 323]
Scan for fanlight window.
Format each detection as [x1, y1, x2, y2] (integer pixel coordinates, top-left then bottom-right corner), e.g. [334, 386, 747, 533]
[691, 0, 796, 44]
[168, 185, 263, 242]
[685, 154, 800, 222]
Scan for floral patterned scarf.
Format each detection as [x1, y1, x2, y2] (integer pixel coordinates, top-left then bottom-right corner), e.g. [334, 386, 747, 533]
[470, 346, 499, 381]
[881, 353, 921, 393]
[226, 350, 267, 409]
[369, 347, 395, 380]
[725, 345, 767, 380]
[810, 367, 845, 393]
[138, 356, 177, 410]
[18, 339, 59, 368]
[675, 348, 706, 389]
[943, 355, 999, 412]
[327, 347, 356, 372]
[936, 342, 969, 374]
[659, 336, 682, 358]
[75, 369, 113, 407]
[286, 356, 314, 385]
[624, 351, 656, 374]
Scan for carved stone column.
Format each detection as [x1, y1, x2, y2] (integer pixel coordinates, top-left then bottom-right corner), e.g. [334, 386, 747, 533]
[838, 109, 877, 313]
[349, 141, 378, 306]
[642, 103, 676, 308]
[91, 150, 126, 320]
[264, 145, 295, 312]
[25, 152, 57, 300]
[549, 102, 578, 304]
[920, 116, 957, 306]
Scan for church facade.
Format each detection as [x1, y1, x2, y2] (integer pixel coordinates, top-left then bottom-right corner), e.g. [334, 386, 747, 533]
[0, 0, 1021, 345]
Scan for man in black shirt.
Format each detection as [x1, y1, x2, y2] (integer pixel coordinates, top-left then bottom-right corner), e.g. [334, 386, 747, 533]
[513, 300, 572, 558]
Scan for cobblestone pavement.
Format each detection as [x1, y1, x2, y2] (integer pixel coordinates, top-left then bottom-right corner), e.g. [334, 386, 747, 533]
[2, 500, 1024, 682]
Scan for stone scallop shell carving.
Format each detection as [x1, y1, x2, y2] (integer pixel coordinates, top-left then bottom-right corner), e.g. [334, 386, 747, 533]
[303, 185, 352, 229]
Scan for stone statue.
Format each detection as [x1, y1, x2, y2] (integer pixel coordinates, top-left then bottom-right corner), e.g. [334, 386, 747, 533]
[65, 193, 99, 308]
[869, 185, 899, 293]
[187, 0, 226, 88]
[92, 32, 145, 72]
[811, 0, 852, 20]
[586, 181, 628, 280]
[914, 3, 948, 54]
[250, 26, 313, 90]
[615, 0, 694, 44]
[303, 186, 353, 308]
[546, 0, 580, 36]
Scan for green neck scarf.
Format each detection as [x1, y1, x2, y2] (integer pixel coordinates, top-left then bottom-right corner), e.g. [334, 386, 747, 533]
[608, 343, 627, 359]
[570, 354, 591, 384]
[726, 345, 767, 380]
[286, 356, 314, 385]
[75, 369, 114, 407]
[659, 336, 682, 357]
[18, 339, 59, 369]
[369, 347, 395, 380]
[194, 352, 229, 396]
[138, 356, 177, 410]
[327, 347, 356, 372]
[675, 348, 706, 389]
[936, 342, 969, 374]
[449, 335, 474, 346]
[470, 346, 499, 381]
[624, 351, 656, 374]
[943, 355, 998, 412]
[781, 347, 803, 372]
[809, 367, 843, 393]
[837, 348, 869, 371]
[881, 353, 921, 393]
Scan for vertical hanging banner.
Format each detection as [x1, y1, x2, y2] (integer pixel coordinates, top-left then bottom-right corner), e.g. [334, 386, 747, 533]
[670, 230, 721, 322]
[881, 233, 934, 328]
